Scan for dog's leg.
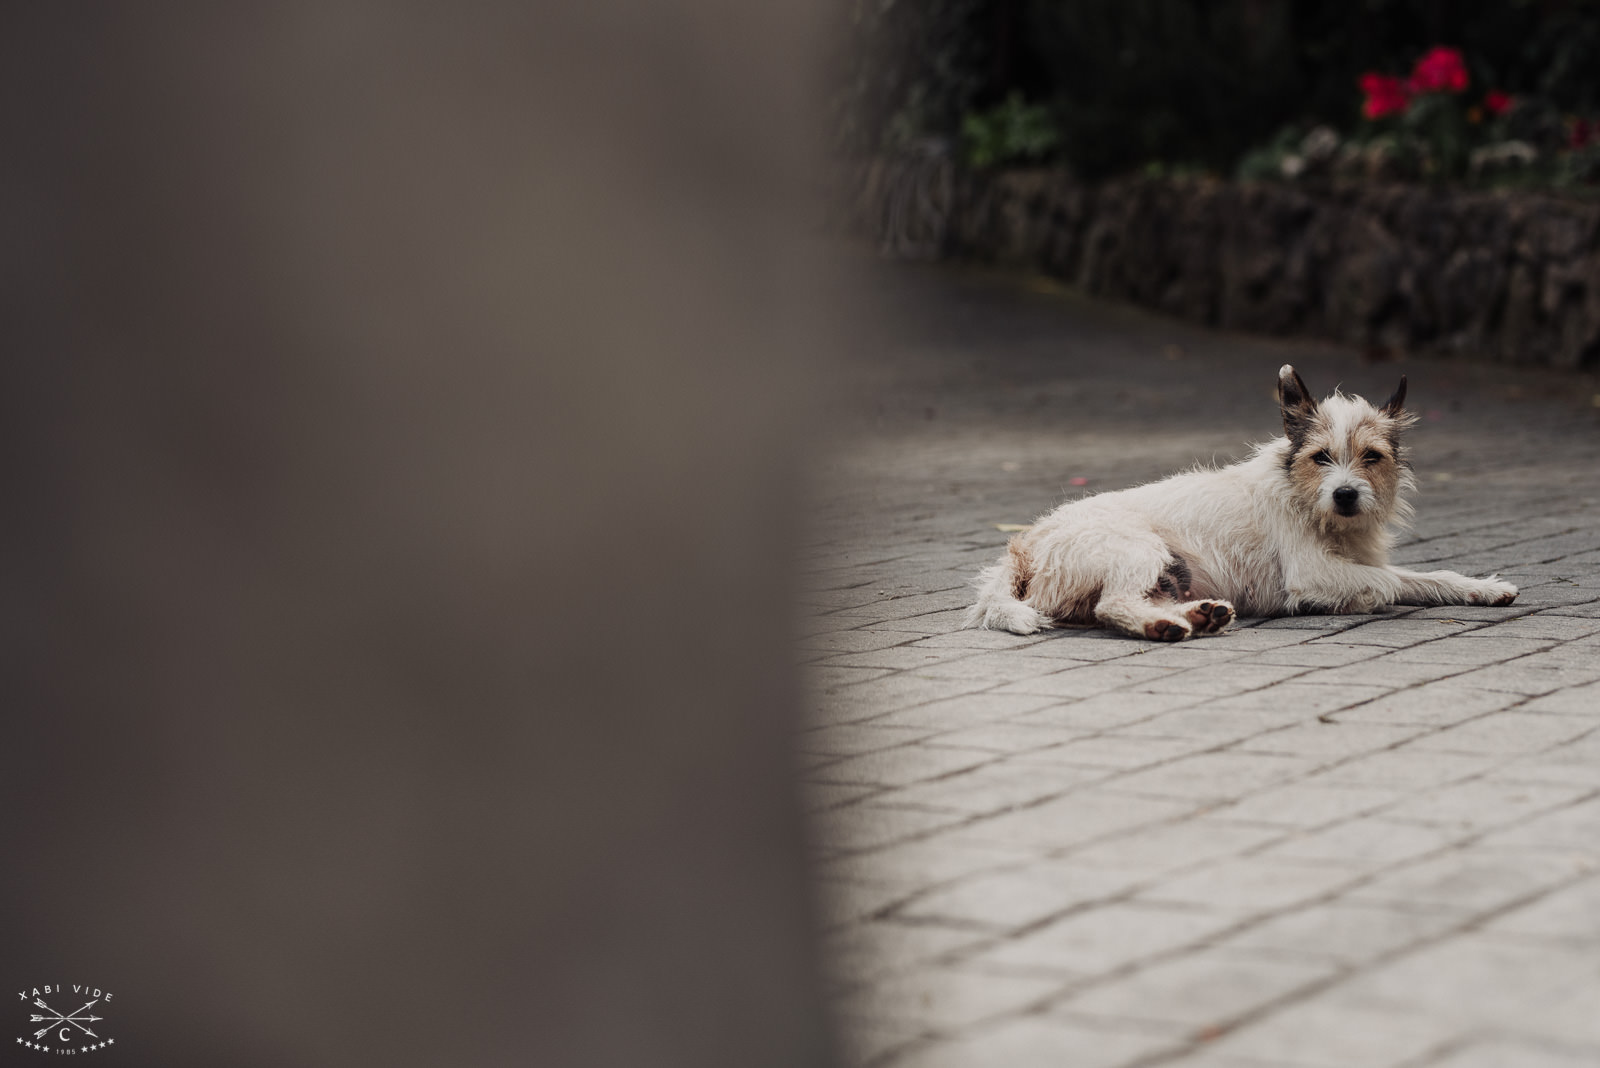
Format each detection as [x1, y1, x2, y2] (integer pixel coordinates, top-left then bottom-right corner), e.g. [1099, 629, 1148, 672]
[965, 537, 1051, 633]
[1094, 591, 1194, 641]
[1093, 592, 1234, 642]
[1385, 566, 1517, 607]
[1284, 558, 1516, 613]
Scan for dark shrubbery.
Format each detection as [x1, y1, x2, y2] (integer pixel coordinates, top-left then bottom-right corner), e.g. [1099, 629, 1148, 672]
[830, 0, 1600, 183]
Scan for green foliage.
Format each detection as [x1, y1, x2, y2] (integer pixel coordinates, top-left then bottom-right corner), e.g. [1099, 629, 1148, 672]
[961, 93, 1060, 168]
[1235, 124, 1310, 182]
[1399, 91, 1470, 180]
[827, 0, 1600, 184]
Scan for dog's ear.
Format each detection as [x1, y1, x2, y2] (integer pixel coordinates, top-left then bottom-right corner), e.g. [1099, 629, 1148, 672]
[1277, 364, 1316, 439]
[1382, 375, 1408, 417]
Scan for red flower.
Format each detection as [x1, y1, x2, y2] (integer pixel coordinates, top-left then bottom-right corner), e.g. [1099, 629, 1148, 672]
[1360, 73, 1411, 119]
[1573, 118, 1595, 149]
[1484, 90, 1512, 115]
[1408, 46, 1469, 94]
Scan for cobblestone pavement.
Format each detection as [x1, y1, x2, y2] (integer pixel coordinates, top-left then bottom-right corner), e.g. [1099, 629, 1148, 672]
[801, 258, 1600, 1068]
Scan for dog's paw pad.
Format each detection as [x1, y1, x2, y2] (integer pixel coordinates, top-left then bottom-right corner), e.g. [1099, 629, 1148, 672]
[1145, 619, 1190, 642]
[1185, 600, 1234, 634]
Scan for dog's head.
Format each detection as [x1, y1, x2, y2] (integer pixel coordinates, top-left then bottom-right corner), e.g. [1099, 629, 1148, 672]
[1277, 364, 1416, 530]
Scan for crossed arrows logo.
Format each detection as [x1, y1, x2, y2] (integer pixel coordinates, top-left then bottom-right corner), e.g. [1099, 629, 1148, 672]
[29, 997, 102, 1041]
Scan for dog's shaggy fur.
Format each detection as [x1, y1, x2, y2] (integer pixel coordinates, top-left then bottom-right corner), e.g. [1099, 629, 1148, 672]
[966, 365, 1517, 641]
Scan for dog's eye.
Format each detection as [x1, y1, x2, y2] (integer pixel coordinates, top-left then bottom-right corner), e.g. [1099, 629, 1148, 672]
[1363, 449, 1386, 465]
[1310, 450, 1332, 466]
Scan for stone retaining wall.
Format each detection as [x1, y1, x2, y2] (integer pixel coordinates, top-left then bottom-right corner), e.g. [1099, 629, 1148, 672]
[835, 159, 1600, 368]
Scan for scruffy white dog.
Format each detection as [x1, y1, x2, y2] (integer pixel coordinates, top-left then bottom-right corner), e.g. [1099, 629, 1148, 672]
[967, 365, 1517, 641]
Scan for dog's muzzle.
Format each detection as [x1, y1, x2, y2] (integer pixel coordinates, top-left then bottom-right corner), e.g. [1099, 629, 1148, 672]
[1332, 486, 1361, 515]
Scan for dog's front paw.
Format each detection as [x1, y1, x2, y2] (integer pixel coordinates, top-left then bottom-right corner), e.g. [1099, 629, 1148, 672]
[1468, 577, 1518, 607]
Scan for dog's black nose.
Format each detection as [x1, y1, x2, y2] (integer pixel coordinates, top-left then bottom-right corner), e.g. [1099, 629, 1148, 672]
[1333, 486, 1360, 512]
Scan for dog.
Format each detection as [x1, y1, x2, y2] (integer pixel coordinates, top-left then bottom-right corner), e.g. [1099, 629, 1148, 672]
[966, 365, 1517, 641]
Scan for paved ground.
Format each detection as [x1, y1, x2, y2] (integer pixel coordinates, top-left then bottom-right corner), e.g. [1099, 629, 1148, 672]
[800, 256, 1600, 1068]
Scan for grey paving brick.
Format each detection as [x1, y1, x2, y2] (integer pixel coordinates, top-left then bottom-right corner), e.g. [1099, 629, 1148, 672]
[1260, 815, 1461, 868]
[817, 836, 1040, 899]
[905, 629, 1055, 651]
[801, 628, 926, 654]
[1326, 681, 1526, 727]
[1253, 614, 1387, 631]
[813, 664, 898, 689]
[1310, 620, 1477, 647]
[800, 723, 942, 756]
[814, 803, 976, 853]
[822, 920, 991, 987]
[1216, 900, 1459, 965]
[1294, 657, 1471, 688]
[1200, 682, 1396, 716]
[1419, 1038, 1600, 1068]
[883, 760, 1107, 816]
[889, 1015, 1181, 1068]
[833, 1010, 928, 1066]
[809, 673, 994, 723]
[1452, 661, 1600, 695]
[1328, 934, 1597, 1030]
[817, 646, 993, 671]
[1015, 691, 1206, 730]
[1134, 663, 1314, 697]
[1379, 778, 1593, 834]
[909, 650, 1087, 683]
[1376, 635, 1546, 664]
[1232, 721, 1423, 761]
[1499, 680, 1600, 717]
[1218, 783, 1403, 828]
[991, 661, 1180, 698]
[1010, 635, 1150, 661]
[946, 791, 1192, 852]
[964, 902, 1240, 976]
[1009, 733, 1210, 770]
[816, 877, 926, 928]
[918, 721, 1091, 753]
[1403, 712, 1596, 756]
[1308, 749, 1499, 790]
[1474, 614, 1600, 640]
[869, 692, 1058, 730]
[1202, 998, 1461, 1067]
[1061, 819, 1286, 879]
[1475, 796, 1600, 851]
[1345, 848, 1588, 913]
[1481, 873, 1600, 945]
[848, 966, 1064, 1031]
[1111, 707, 1320, 746]
[802, 782, 882, 812]
[895, 860, 1145, 932]
[1137, 855, 1368, 913]
[1243, 643, 1392, 668]
[1104, 752, 1318, 803]
[1052, 948, 1334, 1032]
[808, 744, 999, 788]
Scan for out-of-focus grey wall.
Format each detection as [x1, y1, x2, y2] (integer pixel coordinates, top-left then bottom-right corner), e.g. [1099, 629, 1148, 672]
[1, 4, 834, 1065]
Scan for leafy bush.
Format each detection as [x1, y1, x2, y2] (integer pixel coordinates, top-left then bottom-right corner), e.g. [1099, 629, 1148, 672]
[827, 0, 1600, 185]
[961, 93, 1060, 168]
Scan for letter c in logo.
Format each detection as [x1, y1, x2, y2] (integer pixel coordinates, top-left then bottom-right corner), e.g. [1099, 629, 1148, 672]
[60, 1027, 71, 1042]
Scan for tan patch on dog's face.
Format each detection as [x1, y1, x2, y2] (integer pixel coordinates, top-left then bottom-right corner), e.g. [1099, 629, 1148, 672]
[1283, 395, 1408, 527]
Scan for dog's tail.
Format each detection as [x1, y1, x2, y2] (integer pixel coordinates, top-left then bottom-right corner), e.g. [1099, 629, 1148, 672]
[964, 538, 1049, 634]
